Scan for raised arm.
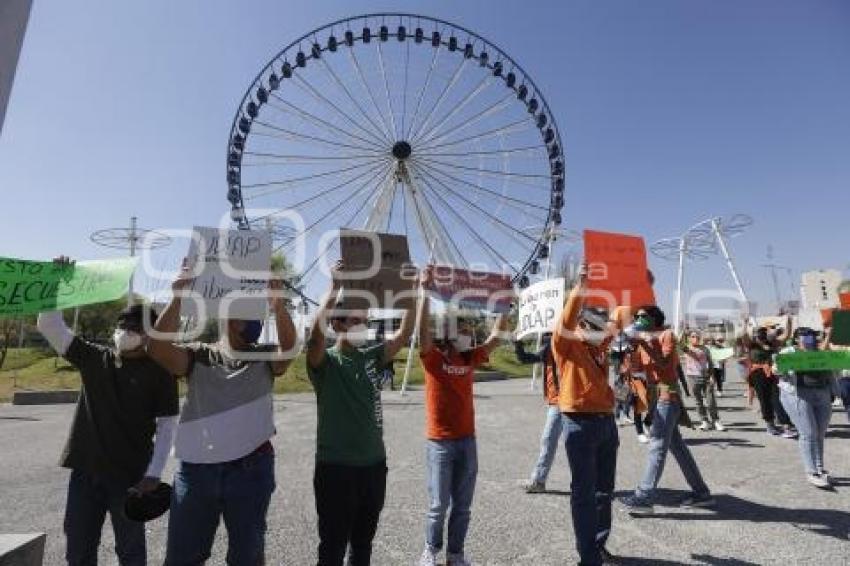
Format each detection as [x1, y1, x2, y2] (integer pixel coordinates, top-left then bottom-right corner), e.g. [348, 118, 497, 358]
[147, 269, 192, 377]
[481, 313, 509, 355]
[306, 266, 341, 370]
[552, 264, 588, 354]
[269, 278, 297, 376]
[417, 279, 434, 356]
[514, 339, 544, 364]
[383, 273, 418, 364]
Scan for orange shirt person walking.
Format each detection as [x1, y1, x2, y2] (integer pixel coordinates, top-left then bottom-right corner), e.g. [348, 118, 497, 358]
[551, 265, 618, 566]
[417, 273, 508, 566]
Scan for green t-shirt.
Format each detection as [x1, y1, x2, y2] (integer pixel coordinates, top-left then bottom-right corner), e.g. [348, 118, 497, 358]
[308, 343, 386, 466]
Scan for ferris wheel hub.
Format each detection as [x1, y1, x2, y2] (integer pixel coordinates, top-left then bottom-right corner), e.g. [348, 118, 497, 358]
[391, 140, 412, 160]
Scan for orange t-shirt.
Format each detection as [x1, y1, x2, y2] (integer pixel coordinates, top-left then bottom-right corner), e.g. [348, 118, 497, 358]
[421, 346, 489, 440]
[544, 357, 559, 406]
[638, 329, 680, 386]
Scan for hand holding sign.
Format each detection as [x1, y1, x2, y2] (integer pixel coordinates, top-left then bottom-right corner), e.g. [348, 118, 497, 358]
[583, 230, 655, 309]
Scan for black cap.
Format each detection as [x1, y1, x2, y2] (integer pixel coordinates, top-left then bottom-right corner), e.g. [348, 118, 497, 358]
[124, 482, 172, 522]
[117, 304, 158, 330]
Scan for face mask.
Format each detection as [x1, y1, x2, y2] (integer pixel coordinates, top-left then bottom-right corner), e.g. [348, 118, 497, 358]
[113, 329, 143, 352]
[345, 323, 369, 347]
[800, 335, 817, 350]
[240, 320, 263, 344]
[633, 317, 652, 331]
[452, 335, 473, 352]
[583, 331, 605, 347]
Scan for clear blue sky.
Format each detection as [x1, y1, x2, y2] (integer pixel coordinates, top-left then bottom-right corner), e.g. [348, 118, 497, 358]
[2, 0, 849, 315]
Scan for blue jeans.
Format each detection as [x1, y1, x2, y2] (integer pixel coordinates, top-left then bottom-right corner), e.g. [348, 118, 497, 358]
[425, 437, 478, 555]
[165, 450, 275, 565]
[563, 414, 618, 566]
[64, 469, 145, 566]
[780, 386, 833, 475]
[839, 377, 850, 422]
[636, 400, 710, 501]
[531, 405, 564, 484]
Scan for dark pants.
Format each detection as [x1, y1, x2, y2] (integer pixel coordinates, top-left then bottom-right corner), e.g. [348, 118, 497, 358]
[64, 468, 145, 566]
[751, 370, 791, 425]
[839, 376, 850, 422]
[165, 450, 276, 566]
[712, 367, 725, 392]
[314, 461, 388, 566]
[563, 414, 619, 566]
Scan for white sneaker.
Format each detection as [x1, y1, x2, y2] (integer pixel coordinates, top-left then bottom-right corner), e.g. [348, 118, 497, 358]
[447, 552, 471, 566]
[521, 479, 546, 494]
[807, 474, 830, 489]
[419, 547, 438, 566]
[621, 416, 633, 424]
[713, 420, 726, 432]
[716, 390, 724, 398]
[698, 420, 712, 431]
[637, 433, 649, 444]
[818, 469, 834, 485]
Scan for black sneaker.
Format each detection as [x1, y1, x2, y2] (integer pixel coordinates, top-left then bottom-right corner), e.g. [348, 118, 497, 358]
[679, 492, 716, 508]
[599, 547, 620, 564]
[618, 494, 653, 513]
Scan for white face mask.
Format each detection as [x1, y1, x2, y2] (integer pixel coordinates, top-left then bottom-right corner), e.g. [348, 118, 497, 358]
[113, 329, 143, 352]
[452, 335, 473, 353]
[582, 329, 606, 347]
[344, 323, 369, 348]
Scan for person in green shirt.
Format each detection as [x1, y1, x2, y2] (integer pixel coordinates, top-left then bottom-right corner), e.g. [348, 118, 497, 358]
[307, 261, 417, 566]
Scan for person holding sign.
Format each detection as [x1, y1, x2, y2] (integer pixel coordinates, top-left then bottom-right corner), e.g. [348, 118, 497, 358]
[619, 306, 714, 513]
[36, 258, 179, 566]
[549, 264, 618, 566]
[147, 265, 297, 566]
[514, 332, 564, 494]
[743, 325, 797, 438]
[306, 261, 416, 566]
[776, 328, 838, 488]
[417, 273, 509, 566]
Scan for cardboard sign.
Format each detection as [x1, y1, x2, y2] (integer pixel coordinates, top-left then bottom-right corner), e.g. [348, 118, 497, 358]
[776, 350, 850, 373]
[0, 257, 138, 316]
[338, 229, 413, 310]
[797, 309, 825, 332]
[830, 309, 850, 346]
[181, 226, 272, 320]
[424, 265, 514, 313]
[840, 292, 850, 310]
[583, 230, 655, 309]
[516, 278, 565, 339]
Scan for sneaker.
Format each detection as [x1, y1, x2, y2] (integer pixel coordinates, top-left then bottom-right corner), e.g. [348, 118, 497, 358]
[698, 420, 712, 431]
[818, 469, 833, 485]
[419, 547, 438, 566]
[599, 547, 620, 564]
[766, 424, 781, 436]
[807, 474, 830, 489]
[621, 416, 633, 424]
[637, 433, 650, 444]
[713, 420, 726, 432]
[447, 552, 471, 566]
[521, 479, 546, 494]
[678, 492, 717, 508]
[619, 494, 653, 513]
[781, 427, 798, 439]
[716, 390, 724, 398]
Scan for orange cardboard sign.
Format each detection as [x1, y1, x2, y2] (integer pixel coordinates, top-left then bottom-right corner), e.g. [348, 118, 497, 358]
[840, 292, 850, 310]
[583, 230, 656, 309]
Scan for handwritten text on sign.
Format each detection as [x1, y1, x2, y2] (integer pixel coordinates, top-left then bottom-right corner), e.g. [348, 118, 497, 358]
[424, 265, 514, 314]
[516, 278, 565, 339]
[337, 229, 414, 310]
[181, 226, 272, 320]
[584, 229, 655, 309]
[0, 257, 138, 316]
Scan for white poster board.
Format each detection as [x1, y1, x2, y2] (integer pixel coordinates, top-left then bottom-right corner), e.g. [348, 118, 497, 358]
[796, 309, 825, 332]
[181, 226, 272, 320]
[801, 269, 842, 310]
[516, 278, 565, 340]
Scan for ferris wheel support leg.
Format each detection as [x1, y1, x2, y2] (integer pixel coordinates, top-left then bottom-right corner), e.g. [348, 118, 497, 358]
[674, 238, 687, 335]
[711, 218, 751, 320]
[400, 331, 417, 397]
[128, 216, 138, 306]
[530, 235, 554, 390]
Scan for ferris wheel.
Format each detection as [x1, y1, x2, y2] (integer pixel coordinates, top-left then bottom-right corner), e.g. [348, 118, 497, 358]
[225, 13, 565, 303]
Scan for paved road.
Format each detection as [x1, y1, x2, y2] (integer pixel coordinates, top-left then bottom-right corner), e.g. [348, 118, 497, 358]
[1, 367, 848, 565]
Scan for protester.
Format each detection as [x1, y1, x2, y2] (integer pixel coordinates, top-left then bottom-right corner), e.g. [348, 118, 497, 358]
[418, 283, 509, 566]
[513, 332, 565, 493]
[707, 336, 727, 396]
[682, 331, 724, 431]
[551, 265, 619, 566]
[619, 306, 715, 512]
[776, 327, 837, 488]
[744, 325, 797, 438]
[148, 268, 297, 565]
[36, 258, 179, 566]
[306, 262, 416, 566]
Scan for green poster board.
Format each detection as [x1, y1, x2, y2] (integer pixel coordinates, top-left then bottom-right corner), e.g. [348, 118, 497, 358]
[830, 310, 850, 347]
[775, 350, 850, 373]
[707, 347, 735, 362]
[0, 257, 138, 316]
